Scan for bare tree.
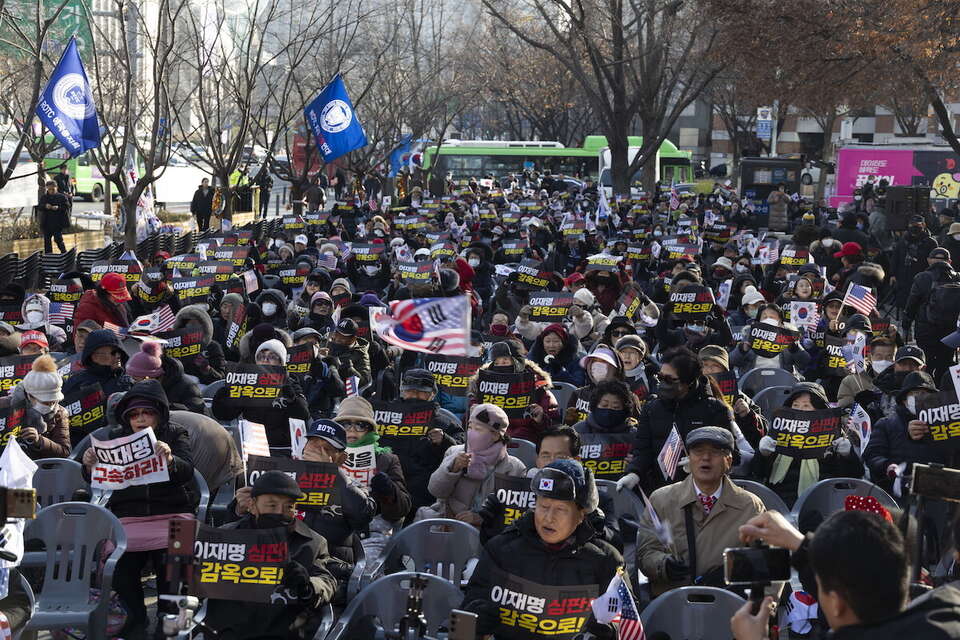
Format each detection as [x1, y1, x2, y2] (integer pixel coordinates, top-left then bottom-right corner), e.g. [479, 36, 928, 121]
[481, 0, 724, 194]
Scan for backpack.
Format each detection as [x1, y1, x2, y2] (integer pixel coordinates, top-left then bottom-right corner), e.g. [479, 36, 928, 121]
[926, 281, 960, 331]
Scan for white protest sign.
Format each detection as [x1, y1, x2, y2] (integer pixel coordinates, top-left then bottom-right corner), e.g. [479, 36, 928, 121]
[90, 427, 170, 490]
[342, 443, 377, 488]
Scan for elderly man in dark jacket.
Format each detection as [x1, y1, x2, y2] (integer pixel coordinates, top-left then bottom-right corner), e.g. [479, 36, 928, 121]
[205, 471, 341, 640]
[61, 330, 131, 436]
[79, 381, 197, 638]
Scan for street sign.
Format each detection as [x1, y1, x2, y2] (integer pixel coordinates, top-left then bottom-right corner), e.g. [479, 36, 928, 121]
[756, 120, 772, 140]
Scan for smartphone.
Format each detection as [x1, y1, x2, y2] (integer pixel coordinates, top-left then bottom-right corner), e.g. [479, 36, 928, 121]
[912, 463, 960, 502]
[723, 546, 791, 586]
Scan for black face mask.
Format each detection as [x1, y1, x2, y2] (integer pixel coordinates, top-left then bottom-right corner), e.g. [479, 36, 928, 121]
[255, 513, 295, 530]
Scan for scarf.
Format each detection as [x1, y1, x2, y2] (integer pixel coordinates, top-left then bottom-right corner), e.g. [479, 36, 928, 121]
[348, 429, 391, 454]
[465, 441, 507, 481]
[769, 454, 820, 495]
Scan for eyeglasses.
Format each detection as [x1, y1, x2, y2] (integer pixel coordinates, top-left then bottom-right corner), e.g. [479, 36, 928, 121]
[536, 452, 570, 462]
[126, 408, 157, 419]
[340, 421, 371, 432]
[656, 374, 681, 385]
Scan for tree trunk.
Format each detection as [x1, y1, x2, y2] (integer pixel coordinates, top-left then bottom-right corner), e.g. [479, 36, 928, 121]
[123, 196, 137, 249]
[290, 181, 305, 216]
[608, 135, 630, 197]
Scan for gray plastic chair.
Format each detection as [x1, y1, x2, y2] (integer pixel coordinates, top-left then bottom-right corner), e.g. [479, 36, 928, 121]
[324, 572, 463, 640]
[32, 458, 88, 509]
[640, 586, 746, 640]
[361, 518, 481, 590]
[596, 478, 644, 523]
[551, 381, 578, 412]
[738, 367, 799, 397]
[13, 571, 35, 640]
[507, 438, 537, 469]
[750, 385, 794, 421]
[193, 468, 211, 524]
[791, 478, 898, 529]
[69, 426, 112, 461]
[733, 479, 793, 516]
[21, 502, 127, 640]
[202, 380, 226, 415]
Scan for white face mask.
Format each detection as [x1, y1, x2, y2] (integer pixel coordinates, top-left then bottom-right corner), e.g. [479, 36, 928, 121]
[364, 265, 379, 276]
[905, 395, 917, 415]
[32, 400, 52, 415]
[761, 318, 781, 327]
[953, 234, 960, 241]
[590, 361, 611, 382]
[468, 258, 480, 268]
[25, 310, 44, 324]
[871, 359, 892, 374]
[261, 302, 277, 316]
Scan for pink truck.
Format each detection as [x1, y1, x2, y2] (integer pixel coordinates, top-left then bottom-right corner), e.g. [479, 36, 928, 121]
[831, 146, 960, 208]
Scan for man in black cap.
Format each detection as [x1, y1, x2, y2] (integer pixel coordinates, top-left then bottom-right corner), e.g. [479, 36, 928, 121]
[204, 470, 341, 640]
[904, 245, 960, 380]
[393, 368, 464, 514]
[636, 426, 765, 596]
[322, 318, 371, 388]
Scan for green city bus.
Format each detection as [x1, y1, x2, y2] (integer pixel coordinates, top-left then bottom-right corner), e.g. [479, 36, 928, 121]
[421, 135, 694, 186]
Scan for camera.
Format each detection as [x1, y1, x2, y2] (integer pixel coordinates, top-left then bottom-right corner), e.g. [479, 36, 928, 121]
[911, 463, 960, 503]
[723, 544, 791, 586]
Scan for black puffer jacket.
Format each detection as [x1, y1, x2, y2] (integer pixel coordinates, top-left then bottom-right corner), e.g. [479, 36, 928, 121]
[171, 304, 225, 384]
[864, 404, 950, 492]
[627, 375, 736, 492]
[81, 380, 198, 518]
[161, 355, 205, 414]
[464, 512, 625, 640]
[61, 329, 131, 398]
[301, 474, 376, 566]
[905, 261, 960, 342]
[211, 373, 309, 450]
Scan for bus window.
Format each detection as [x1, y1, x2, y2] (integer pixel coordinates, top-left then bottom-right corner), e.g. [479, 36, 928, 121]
[485, 155, 525, 177]
[76, 153, 89, 167]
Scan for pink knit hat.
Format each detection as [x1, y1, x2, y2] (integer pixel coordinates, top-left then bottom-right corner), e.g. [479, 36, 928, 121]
[126, 340, 164, 378]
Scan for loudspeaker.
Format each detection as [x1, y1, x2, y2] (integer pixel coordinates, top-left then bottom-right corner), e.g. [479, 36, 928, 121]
[884, 185, 930, 232]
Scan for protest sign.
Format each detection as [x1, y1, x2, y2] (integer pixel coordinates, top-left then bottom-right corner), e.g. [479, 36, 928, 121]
[350, 243, 385, 263]
[769, 407, 843, 458]
[193, 523, 288, 603]
[501, 240, 528, 258]
[513, 260, 553, 291]
[430, 242, 457, 261]
[779, 247, 810, 266]
[614, 288, 644, 323]
[159, 327, 205, 361]
[917, 392, 960, 451]
[0, 405, 24, 448]
[578, 433, 632, 480]
[585, 254, 621, 272]
[397, 262, 433, 283]
[669, 284, 715, 321]
[0, 304, 21, 325]
[61, 384, 107, 440]
[214, 246, 251, 268]
[285, 343, 314, 376]
[371, 399, 436, 441]
[488, 567, 598, 639]
[0, 355, 37, 396]
[90, 428, 170, 490]
[197, 260, 236, 283]
[90, 257, 143, 283]
[528, 292, 574, 320]
[709, 371, 738, 406]
[343, 443, 376, 488]
[748, 322, 800, 358]
[246, 456, 344, 511]
[47, 277, 84, 303]
[478, 369, 536, 423]
[822, 334, 849, 377]
[224, 364, 285, 407]
[278, 263, 311, 288]
[423, 354, 480, 397]
[171, 275, 216, 306]
[225, 304, 247, 351]
[492, 474, 537, 531]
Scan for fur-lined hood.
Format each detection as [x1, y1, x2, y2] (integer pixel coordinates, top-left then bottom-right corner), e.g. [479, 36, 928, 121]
[173, 304, 213, 344]
[856, 262, 885, 282]
[238, 327, 292, 361]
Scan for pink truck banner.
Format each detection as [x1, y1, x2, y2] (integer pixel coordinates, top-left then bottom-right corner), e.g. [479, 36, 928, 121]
[831, 148, 960, 208]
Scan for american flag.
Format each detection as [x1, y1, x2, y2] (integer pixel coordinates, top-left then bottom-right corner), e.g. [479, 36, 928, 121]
[48, 302, 74, 326]
[841, 283, 877, 316]
[129, 305, 176, 334]
[345, 375, 360, 397]
[669, 186, 680, 211]
[592, 571, 645, 640]
[239, 419, 270, 459]
[101, 322, 129, 338]
[657, 424, 685, 481]
[369, 295, 471, 356]
[319, 253, 338, 270]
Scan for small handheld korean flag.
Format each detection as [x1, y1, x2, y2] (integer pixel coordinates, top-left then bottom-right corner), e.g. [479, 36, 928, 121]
[35, 37, 101, 156]
[304, 74, 368, 162]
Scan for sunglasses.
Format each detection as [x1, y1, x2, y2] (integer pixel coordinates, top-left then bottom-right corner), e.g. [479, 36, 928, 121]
[656, 374, 681, 385]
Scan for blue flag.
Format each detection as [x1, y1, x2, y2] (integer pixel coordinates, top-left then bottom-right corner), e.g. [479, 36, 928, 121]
[389, 134, 413, 178]
[304, 74, 367, 163]
[35, 37, 101, 157]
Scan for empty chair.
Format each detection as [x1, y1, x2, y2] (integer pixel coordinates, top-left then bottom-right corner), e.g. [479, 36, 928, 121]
[738, 367, 799, 397]
[507, 438, 537, 469]
[733, 479, 792, 516]
[751, 385, 794, 422]
[361, 518, 481, 590]
[640, 586, 746, 640]
[324, 572, 463, 640]
[792, 478, 898, 531]
[32, 458, 88, 509]
[550, 381, 578, 412]
[202, 380, 226, 415]
[21, 502, 127, 640]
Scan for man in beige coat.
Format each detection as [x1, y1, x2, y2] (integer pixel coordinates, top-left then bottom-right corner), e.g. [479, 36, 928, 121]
[637, 426, 765, 595]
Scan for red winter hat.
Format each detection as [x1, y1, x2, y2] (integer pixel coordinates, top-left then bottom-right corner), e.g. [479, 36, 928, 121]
[833, 241, 863, 259]
[844, 494, 892, 522]
[542, 323, 567, 342]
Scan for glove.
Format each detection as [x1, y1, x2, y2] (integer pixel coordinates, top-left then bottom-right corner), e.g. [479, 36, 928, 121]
[854, 389, 879, 407]
[886, 462, 900, 477]
[616, 473, 640, 492]
[282, 561, 314, 599]
[478, 492, 506, 527]
[833, 437, 852, 457]
[664, 557, 690, 581]
[758, 435, 776, 456]
[369, 471, 395, 497]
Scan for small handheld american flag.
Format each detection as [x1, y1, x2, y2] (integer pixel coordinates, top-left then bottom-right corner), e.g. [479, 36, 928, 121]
[841, 283, 877, 316]
[48, 302, 74, 327]
[591, 569, 645, 640]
